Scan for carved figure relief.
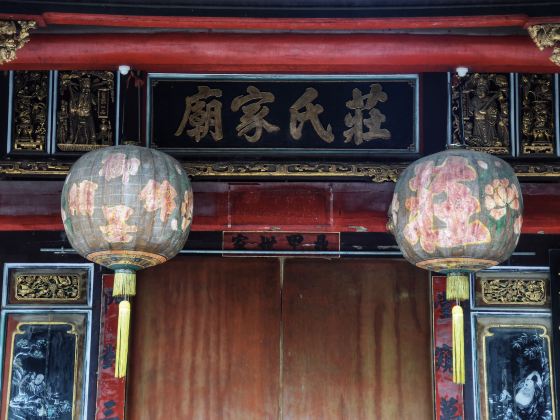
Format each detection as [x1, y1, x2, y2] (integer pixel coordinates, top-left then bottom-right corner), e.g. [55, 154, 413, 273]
[452, 73, 510, 155]
[12, 71, 48, 152]
[519, 74, 555, 155]
[57, 71, 115, 152]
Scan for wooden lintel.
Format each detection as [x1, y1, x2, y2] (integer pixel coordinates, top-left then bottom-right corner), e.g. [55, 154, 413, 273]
[0, 32, 556, 73]
[1, 181, 559, 234]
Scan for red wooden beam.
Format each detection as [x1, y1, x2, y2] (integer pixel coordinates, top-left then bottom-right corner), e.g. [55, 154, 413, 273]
[1, 33, 556, 73]
[1, 181, 559, 234]
[0, 12, 534, 31]
[40, 13, 531, 31]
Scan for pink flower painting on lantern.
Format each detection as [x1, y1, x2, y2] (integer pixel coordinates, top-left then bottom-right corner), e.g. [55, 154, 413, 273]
[68, 180, 98, 216]
[98, 153, 140, 183]
[99, 205, 138, 243]
[403, 156, 491, 254]
[139, 179, 178, 222]
[180, 189, 194, 231]
[484, 178, 520, 220]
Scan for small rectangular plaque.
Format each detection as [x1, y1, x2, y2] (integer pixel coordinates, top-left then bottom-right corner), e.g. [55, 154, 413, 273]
[4, 265, 91, 306]
[474, 271, 550, 309]
[223, 231, 340, 255]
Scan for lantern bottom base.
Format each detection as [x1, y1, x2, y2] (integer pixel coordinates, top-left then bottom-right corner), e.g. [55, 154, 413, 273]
[416, 257, 497, 273]
[87, 250, 167, 271]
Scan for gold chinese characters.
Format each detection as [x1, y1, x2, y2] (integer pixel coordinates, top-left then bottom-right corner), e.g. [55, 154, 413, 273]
[174, 84, 391, 144]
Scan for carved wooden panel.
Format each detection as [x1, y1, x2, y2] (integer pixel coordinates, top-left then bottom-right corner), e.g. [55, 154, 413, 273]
[10, 71, 49, 153]
[451, 73, 512, 155]
[55, 71, 116, 152]
[5, 267, 90, 305]
[474, 271, 550, 309]
[518, 74, 556, 156]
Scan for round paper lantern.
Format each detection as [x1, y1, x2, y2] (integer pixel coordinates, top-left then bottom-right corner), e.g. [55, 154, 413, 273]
[61, 145, 193, 377]
[388, 147, 523, 383]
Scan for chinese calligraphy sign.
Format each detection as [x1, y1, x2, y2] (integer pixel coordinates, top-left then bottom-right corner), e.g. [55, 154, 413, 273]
[222, 231, 340, 255]
[149, 74, 418, 157]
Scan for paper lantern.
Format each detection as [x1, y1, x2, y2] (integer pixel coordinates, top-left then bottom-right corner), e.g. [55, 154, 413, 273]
[388, 148, 523, 383]
[61, 145, 193, 377]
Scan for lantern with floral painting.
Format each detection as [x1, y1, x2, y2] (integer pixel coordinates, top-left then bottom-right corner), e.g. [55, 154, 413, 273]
[387, 148, 523, 384]
[61, 145, 193, 378]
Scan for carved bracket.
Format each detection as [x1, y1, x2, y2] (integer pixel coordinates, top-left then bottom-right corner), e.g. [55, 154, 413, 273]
[528, 24, 560, 66]
[0, 20, 36, 65]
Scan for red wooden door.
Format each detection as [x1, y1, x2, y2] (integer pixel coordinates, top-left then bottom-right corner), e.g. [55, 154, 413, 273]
[126, 257, 432, 419]
[282, 259, 432, 420]
[127, 257, 281, 419]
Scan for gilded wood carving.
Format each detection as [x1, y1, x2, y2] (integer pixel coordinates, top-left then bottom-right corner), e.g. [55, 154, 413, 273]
[528, 24, 560, 66]
[451, 73, 511, 155]
[57, 71, 115, 152]
[0, 20, 35, 65]
[12, 71, 49, 152]
[481, 278, 546, 305]
[14, 274, 82, 302]
[519, 74, 555, 155]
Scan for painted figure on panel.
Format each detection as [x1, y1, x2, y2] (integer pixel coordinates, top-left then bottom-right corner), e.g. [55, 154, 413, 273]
[8, 330, 73, 420]
[486, 329, 554, 420]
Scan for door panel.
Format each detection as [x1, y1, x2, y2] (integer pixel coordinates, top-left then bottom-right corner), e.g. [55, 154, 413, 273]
[282, 259, 432, 420]
[127, 257, 281, 420]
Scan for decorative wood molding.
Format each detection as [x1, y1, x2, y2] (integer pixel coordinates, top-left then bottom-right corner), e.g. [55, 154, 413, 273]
[0, 20, 36, 65]
[0, 160, 71, 175]
[528, 23, 560, 65]
[2, 160, 560, 181]
[184, 162, 406, 183]
[14, 273, 82, 301]
[480, 278, 546, 305]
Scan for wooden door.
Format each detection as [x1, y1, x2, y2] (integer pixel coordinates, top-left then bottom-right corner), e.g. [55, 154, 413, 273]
[282, 259, 432, 420]
[127, 257, 282, 419]
[126, 257, 432, 419]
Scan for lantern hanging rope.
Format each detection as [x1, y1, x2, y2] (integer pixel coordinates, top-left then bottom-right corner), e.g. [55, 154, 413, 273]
[61, 145, 193, 378]
[388, 147, 523, 384]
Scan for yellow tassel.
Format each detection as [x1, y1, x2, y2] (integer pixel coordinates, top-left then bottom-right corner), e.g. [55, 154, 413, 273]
[446, 273, 469, 301]
[115, 299, 131, 378]
[452, 304, 465, 384]
[113, 271, 136, 297]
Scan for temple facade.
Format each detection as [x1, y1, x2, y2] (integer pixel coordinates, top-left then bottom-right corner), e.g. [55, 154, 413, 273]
[0, 1, 559, 419]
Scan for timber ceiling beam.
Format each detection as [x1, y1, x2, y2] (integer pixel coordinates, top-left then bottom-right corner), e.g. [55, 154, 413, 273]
[0, 32, 556, 73]
[0, 12, 533, 31]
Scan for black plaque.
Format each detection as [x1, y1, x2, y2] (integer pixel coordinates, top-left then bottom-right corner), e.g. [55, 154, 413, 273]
[148, 74, 418, 157]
